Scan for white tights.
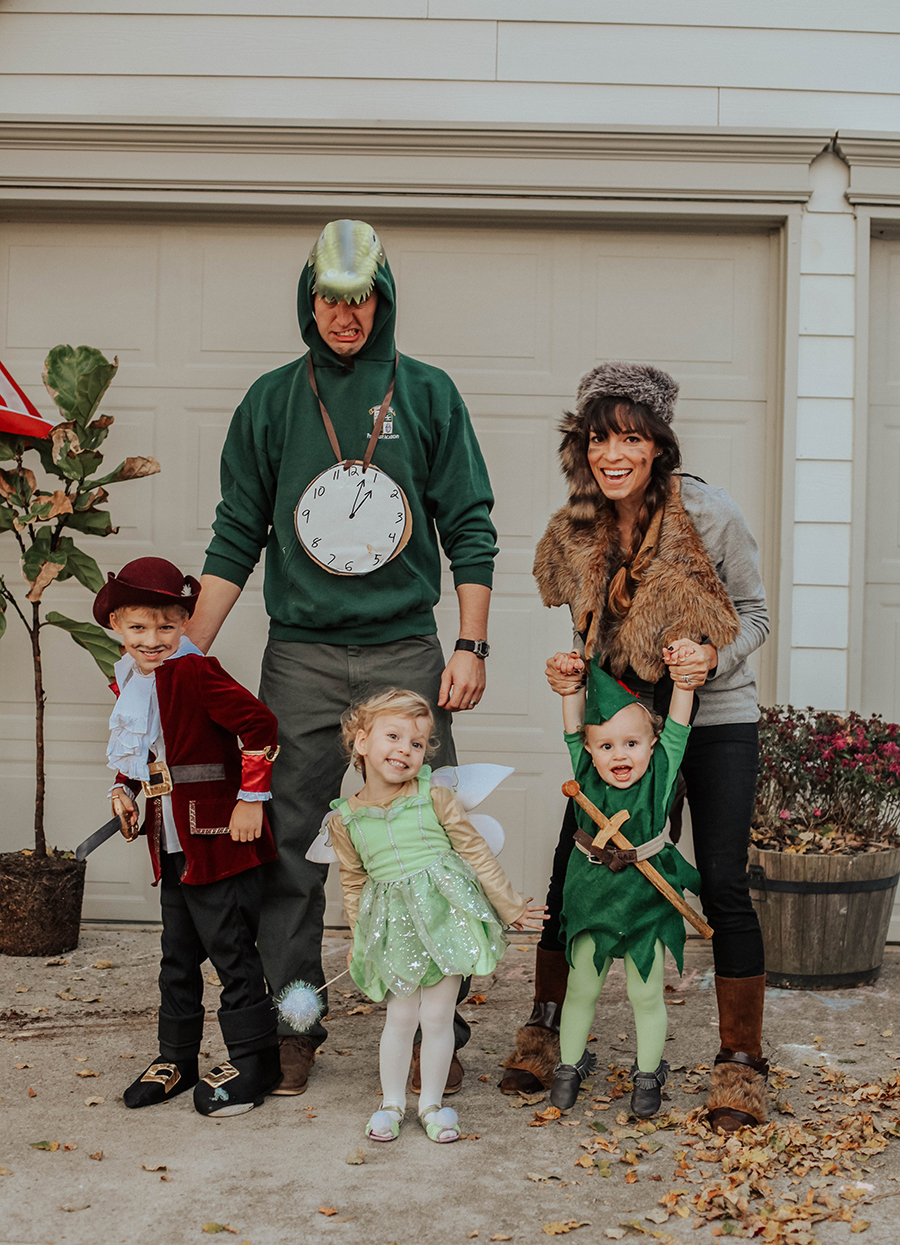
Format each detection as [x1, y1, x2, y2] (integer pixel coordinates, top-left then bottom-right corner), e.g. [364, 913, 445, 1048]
[379, 974, 461, 1113]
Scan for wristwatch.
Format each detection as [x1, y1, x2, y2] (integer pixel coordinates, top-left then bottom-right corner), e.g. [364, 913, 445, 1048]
[454, 639, 490, 660]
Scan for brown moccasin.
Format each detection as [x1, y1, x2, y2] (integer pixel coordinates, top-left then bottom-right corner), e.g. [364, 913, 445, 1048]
[411, 1044, 463, 1096]
[271, 1034, 316, 1096]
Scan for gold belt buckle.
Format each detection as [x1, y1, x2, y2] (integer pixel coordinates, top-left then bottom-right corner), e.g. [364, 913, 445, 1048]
[141, 760, 173, 798]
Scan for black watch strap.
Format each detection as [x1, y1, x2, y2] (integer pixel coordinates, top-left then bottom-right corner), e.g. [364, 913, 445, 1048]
[454, 638, 490, 660]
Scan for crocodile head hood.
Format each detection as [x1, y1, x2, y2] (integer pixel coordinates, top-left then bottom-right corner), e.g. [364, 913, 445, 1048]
[297, 219, 397, 368]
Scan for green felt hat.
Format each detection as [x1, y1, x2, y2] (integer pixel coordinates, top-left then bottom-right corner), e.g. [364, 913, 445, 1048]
[584, 661, 645, 726]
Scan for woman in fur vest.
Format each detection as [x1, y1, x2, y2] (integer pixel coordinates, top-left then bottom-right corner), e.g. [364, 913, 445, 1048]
[500, 361, 769, 1134]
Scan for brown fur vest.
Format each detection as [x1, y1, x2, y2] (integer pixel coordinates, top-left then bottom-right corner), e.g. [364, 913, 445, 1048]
[533, 480, 740, 683]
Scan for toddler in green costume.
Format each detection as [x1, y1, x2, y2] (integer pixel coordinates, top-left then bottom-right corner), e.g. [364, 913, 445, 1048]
[548, 650, 701, 1118]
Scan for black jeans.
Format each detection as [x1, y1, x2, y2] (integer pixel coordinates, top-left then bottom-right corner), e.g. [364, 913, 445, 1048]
[540, 722, 765, 979]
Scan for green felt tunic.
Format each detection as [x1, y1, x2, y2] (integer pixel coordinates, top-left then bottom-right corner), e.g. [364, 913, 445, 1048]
[560, 718, 701, 981]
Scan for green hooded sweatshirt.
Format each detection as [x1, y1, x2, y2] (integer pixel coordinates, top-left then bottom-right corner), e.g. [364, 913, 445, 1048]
[203, 255, 498, 644]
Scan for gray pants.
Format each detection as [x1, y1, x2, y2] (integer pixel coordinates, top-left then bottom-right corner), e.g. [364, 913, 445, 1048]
[257, 634, 457, 1042]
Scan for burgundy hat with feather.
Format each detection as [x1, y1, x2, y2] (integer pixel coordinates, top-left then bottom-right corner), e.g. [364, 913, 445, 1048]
[93, 557, 200, 627]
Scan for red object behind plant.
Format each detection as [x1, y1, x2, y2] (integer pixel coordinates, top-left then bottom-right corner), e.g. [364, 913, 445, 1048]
[0, 359, 53, 438]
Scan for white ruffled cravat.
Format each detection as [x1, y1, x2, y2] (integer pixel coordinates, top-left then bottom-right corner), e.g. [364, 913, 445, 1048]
[107, 636, 203, 781]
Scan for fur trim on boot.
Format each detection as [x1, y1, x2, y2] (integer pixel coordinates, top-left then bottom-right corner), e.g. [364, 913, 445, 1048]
[707, 1062, 768, 1133]
[500, 1025, 560, 1094]
[707, 974, 769, 1133]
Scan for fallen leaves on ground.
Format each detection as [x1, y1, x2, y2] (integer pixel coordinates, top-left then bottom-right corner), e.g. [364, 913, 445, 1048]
[93, 960, 113, 969]
[201, 1224, 237, 1234]
[0, 1167, 13, 1176]
[30, 1140, 59, 1151]
[89, 1151, 103, 1161]
[345, 1147, 365, 1165]
[542, 1222, 589, 1235]
[346, 1004, 373, 1016]
[77, 1069, 98, 1078]
[466, 993, 487, 1005]
[515, 1062, 900, 1243]
[142, 1164, 167, 1172]
[27, 1087, 36, 1098]
[205, 973, 221, 986]
[83, 1095, 104, 1106]
[318, 1206, 338, 1216]
[529, 1105, 562, 1127]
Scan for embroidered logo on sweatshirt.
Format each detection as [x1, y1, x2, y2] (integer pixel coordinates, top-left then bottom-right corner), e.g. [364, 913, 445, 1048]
[369, 405, 398, 440]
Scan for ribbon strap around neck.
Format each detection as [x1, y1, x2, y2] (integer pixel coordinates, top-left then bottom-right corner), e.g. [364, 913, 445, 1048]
[306, 353, 398, 472]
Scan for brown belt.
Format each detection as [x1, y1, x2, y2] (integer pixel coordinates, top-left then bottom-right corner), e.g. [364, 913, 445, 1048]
[573, 827, 665, 873]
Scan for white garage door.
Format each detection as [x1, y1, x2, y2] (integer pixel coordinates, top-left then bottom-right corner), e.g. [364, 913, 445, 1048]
[0, 218, 778, 924]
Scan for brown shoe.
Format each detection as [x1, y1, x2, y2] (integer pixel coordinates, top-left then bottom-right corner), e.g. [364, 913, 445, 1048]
[411, 1045, 463, 1096]
[271, 1035, 316, 1096]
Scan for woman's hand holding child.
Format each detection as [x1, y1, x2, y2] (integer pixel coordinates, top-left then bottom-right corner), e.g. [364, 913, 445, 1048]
[662, 638, 718, 689]
[546, 650, 586, 696]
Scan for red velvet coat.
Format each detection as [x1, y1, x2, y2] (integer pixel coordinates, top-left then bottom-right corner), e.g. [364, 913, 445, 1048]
[114, 654, 278, 886]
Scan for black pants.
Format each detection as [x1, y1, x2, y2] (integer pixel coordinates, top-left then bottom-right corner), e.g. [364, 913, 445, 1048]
[540, 722, 765, 980]
[157, 851, 276, 1060]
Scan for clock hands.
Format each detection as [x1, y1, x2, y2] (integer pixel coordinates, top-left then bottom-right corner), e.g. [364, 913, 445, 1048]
[349, 480, 373, 519]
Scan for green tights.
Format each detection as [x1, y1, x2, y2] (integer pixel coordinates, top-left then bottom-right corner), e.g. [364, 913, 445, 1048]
[558, 934, 668, 1074]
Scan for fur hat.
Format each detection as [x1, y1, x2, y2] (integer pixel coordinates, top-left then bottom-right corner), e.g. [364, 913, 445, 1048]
[576, 362, 679, 425]
[93, 557, 200, 627]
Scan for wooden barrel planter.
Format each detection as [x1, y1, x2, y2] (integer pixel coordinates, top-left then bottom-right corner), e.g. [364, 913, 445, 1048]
[748, 844, 900, 988]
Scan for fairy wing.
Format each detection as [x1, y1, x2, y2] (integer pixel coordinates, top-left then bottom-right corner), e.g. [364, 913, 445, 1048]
[305, 811, 340, 864]
[430, 763, 514, 810]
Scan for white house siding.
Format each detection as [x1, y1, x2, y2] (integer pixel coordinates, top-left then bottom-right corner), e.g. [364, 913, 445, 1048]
[0, 3, 900, 131]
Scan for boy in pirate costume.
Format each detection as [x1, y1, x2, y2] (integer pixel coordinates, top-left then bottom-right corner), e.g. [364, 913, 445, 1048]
[549, 650, 700, 1118]
[96, 557, 282, 1116]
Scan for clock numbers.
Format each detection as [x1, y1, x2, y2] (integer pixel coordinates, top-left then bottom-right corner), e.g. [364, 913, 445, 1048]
[295, 459, 411, 576]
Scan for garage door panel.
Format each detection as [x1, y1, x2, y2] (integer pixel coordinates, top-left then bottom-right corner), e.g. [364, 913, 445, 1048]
[863, 405, 900, 583]
[0, 216, 775, 924]
[582, 233, 770, 401]
[4, 232, 160, 362]
[678, 400, 769, 538]
[862, 587, 900, 721]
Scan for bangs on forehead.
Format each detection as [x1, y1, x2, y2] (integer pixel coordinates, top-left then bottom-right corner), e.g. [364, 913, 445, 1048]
[587, 399, 656, 441]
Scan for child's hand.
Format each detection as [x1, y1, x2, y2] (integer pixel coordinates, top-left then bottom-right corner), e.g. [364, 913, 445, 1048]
[229, 799, 264, 843]
[510, 899, 548, 932]
[545, 651, 585, 696]
[111, 788, 140, 841]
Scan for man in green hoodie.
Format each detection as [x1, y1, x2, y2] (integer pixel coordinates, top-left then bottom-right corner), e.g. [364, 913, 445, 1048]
[187, 221, 498, 1095]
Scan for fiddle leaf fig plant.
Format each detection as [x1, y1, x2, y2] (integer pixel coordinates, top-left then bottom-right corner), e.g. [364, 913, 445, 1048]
[0, 346, 160, 856]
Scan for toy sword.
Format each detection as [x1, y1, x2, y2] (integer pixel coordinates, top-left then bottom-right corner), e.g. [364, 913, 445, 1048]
[562, 780, 713, 939]
[75, 796, 137, 861]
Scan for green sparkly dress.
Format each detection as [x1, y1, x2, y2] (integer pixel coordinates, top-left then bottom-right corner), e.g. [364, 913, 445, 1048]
[329, 767, 515, 1002]
[561, 718, 701, 982]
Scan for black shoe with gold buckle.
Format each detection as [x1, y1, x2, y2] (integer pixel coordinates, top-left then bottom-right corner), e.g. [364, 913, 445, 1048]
[123, 1057, 198, 1109]
[193, 1047, 282, 1118]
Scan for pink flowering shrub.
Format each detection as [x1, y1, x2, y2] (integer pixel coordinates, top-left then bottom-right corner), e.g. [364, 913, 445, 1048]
[753, 705, 900, 854]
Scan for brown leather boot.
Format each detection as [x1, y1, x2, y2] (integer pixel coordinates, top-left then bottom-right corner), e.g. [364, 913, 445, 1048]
[707, 974, 769, 1134]
[499, 947, 570, 1095]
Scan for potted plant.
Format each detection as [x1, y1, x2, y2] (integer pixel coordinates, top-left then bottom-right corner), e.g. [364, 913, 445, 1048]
[750, 704, 900, 988]
[0, 346, 159, 956]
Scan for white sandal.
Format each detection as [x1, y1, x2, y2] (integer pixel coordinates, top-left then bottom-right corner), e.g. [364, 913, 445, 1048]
[365, 1104, 404, 1142]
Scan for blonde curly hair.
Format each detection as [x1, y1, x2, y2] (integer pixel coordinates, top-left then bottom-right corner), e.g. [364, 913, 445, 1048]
[341, 688, 437, 775]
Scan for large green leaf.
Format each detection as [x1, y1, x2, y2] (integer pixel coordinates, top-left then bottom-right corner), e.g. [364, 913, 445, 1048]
[52, 537, 104, 593]
[21, 526, 55, 582]
[0, 504, 18, 533]
[44, 612, 122, 681]
[42, 346, 117, 428]
[65, 508, 118, 538]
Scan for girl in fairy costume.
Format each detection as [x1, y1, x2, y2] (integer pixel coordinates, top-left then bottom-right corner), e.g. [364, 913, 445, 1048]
[549, 652, 701, 1118]
[321, 689, 545, 1144]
